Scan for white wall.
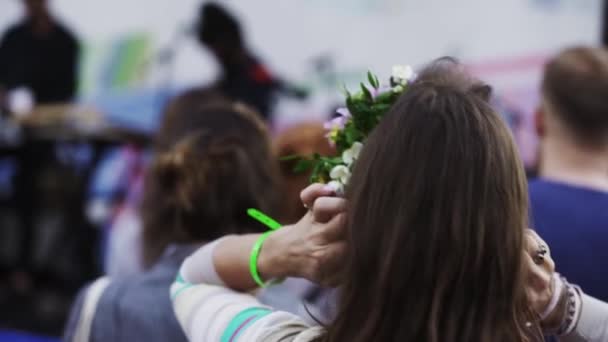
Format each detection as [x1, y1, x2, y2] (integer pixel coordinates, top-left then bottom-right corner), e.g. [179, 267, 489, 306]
[0, 0, 603, 164]
[0, 0, 601, 85]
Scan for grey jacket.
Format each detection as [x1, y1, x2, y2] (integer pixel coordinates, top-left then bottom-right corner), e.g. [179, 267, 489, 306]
[63, 245, 199, 342]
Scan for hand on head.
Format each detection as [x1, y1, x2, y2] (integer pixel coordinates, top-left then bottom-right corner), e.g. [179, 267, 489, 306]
[523, 229, 573, 332]
[524, 229, 555, 315]
[264, 183, 347, 287]
[273, 184, 567, 329]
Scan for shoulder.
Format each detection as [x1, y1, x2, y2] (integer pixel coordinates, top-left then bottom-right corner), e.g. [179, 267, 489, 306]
[93, 273, 186, 341]
[53, 22, 78, 46]
[1, 22, 27, 42]
[63, 283, 89, 340]
[63, 277, 112, 342]
[529, 179, 608, 202]
[528, 178, 549, 193]
[528, 179, 565, 203]
[97, 268, 176, 311]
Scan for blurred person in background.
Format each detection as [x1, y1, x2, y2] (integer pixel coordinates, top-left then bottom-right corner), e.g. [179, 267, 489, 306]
[274, 122, 335, 225]
[531, 46, 608, 302]
[100, 88, 225, 278]
[0, 0, 80, 316]
[63, 90, 282, 342]
[0, 0, 79, 106]
[196, 2, 306, 121]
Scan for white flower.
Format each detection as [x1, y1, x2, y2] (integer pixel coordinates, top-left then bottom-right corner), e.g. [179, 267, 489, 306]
[392, 85, 404, 93]
[392, 65, 415, 84]
[326, 181, 344, 195]
[342, 142, 363, 166]
[330, 165, 351, 184]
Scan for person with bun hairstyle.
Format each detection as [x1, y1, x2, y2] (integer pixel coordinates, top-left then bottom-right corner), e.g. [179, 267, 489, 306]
[63, 89, 282, 342]
[531, 46, 608, 302]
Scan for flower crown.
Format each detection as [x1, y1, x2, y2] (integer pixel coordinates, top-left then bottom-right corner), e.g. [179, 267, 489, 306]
[294, 65, 416, 193]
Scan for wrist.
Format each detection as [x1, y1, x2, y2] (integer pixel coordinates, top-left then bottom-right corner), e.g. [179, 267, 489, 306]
[257, 230, 291, 281]
[542, 286, 568, 331]
[541, 276, 582, 336]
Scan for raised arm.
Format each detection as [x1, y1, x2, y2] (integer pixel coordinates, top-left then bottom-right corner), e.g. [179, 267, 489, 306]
[525, 230, 608, 341]
[171, 184, 346, 342]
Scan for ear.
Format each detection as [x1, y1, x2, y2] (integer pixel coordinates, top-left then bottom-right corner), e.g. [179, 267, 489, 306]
[534, 107, 545, 138]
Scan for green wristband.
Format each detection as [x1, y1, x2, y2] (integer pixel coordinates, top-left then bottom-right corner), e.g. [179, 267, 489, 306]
[247, 208, 282, 230]
[249, 231, 274, 288]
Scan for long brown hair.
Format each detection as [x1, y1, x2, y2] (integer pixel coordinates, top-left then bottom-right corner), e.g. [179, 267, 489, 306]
[324, 59, 539, 342]
[141, 90, 281, 267]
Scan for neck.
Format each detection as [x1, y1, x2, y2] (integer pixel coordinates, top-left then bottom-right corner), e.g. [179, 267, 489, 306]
[28, 14, 53, 36]
[539, 136, 608, 191]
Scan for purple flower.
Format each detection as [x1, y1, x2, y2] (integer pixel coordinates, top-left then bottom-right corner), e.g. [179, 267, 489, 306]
[324, 116, 347, 130]
[336, 107, 351, 118]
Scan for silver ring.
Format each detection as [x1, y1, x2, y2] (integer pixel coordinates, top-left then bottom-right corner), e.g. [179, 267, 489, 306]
[533, 240, 548, 265]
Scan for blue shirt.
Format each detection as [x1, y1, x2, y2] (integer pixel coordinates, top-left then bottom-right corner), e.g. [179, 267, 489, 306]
[529, 179, 608, 302]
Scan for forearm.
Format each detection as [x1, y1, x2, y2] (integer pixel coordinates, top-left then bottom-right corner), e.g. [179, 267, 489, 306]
[561, 294, 608, 342]
[214, 234, 282, 291]
[180, 232, 290, 291]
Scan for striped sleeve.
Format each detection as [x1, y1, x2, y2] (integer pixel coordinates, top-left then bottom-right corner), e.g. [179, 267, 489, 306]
[171, 242, 317, 342]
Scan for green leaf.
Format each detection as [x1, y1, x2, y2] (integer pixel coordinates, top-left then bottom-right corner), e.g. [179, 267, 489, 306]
[367, 71, 379, 89]
[360, 83, 372, 101]
[375, 90, 394, 104]
[329, 156, 343, 164]
[341, 83, 351, 98]
[293, 159, 313, 173]
[279, 154, 301, 161]
[310, 162, 322, 183]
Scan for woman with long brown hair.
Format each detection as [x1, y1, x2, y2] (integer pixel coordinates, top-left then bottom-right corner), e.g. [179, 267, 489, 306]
[171, 60, 608, 342]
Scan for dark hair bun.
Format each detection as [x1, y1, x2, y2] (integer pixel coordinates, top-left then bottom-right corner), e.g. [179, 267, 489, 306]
[154, 149, 185, 195]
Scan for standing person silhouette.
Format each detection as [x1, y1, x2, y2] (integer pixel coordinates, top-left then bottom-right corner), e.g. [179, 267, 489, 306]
[0, 0, 79, 106]
[195, 2, 305, 121]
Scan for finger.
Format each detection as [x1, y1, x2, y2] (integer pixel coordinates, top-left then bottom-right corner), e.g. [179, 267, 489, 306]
[301, 183, 335, 209]
[524, 229, 551, 267]
[312, 197, 347, 223]
[541, 252, 555, 275]
[527, 229, 552, 256]
[524, 252, 552, 293]
[524, 229, 539, 254]
[316, 212, 347, 243]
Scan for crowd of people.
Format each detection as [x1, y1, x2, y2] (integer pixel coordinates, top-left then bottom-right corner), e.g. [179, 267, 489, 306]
[62, 51, 608, 342]
[0, 1, 607, 342]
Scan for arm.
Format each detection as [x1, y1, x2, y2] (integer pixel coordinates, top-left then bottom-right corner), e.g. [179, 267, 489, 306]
[171, 184, 344, 341]
[179, 183, 343, 290]
[560, 293, 608, 342]
[526, 230, 608, 341]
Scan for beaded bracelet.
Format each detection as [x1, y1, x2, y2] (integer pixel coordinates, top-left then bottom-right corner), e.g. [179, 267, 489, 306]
[540, 273, 564, 321]
[557, 283, 583, 336]
[543, 276, 583, 337]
